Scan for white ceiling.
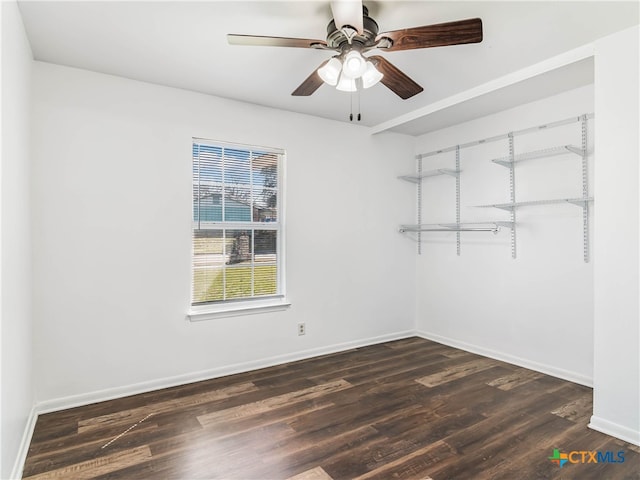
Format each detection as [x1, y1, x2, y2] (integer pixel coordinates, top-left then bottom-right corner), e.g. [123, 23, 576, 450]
[17, 1, 639, 132]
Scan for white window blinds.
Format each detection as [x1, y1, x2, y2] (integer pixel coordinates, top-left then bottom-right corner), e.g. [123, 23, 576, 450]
[192, 139, 283, 305]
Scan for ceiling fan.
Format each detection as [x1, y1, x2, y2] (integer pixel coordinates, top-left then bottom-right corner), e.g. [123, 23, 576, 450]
[227, 1, 482, 100]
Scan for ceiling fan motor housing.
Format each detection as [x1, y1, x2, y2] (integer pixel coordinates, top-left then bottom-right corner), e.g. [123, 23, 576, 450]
[326, 6, 379, 51]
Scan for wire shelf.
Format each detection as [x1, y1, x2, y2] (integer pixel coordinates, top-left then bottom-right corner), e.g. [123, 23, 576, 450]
[398, 168, 460, 184]
[476, 197, 593, 210]
[399, 222, 514, 233]
[492, 145, 584, 167]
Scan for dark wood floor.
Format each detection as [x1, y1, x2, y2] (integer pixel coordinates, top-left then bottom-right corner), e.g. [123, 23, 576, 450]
[23, 337, 640, 479]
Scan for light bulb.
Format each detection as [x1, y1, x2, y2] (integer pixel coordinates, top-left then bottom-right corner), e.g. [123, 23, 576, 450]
[317, 57, 342, 86]
[341, 50, 367, 79]
[361, 61, 383, 89]
[336, 72, 357, 92]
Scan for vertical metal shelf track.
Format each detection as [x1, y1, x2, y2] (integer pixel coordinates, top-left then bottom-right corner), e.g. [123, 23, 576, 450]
[580, 114, 590, 263]
[455, 146, 461, 256]
[508, 133, 517, 259]
[417, 155, 422, 255]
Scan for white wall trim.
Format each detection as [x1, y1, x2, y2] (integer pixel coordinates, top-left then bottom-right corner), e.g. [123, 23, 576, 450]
[589, 415, 640, 447]
[35, 330, 415, 415]
[187, 298, 291, 321]
[416, 330, 593, 387]
[10, 406, 38, 480]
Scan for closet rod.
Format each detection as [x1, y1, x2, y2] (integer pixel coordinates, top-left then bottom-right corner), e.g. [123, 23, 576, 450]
[399, 226, 500, 233]
[417, 113, 595, 159]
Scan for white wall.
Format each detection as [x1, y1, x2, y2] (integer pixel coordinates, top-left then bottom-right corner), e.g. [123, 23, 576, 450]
[413, 85, 595, 385]
[30, 62, 416, 406]
[590, 25, 640, 446]
[0, 1, 34, 478]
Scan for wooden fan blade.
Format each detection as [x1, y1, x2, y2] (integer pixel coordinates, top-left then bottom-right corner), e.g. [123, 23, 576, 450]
[368, 56, 423, 99]
[292, 60, 328, 96]
[330, 0, 364, 34]
[376, 18, 482, 52]
[227, 34, 327, 49]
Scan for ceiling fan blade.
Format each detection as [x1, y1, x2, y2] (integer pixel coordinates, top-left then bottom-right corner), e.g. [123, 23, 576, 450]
[368, 56, 423, 99]
[292, 60, 328, 96]
[377, 18, 482, 52]
[228, 34, 327, 49]
[330, 0, 364, 34]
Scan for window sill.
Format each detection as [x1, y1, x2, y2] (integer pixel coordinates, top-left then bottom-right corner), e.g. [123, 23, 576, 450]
[187, 297, 291, 321]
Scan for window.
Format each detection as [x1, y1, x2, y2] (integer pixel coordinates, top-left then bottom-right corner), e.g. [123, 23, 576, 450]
[190, 139, 287, 319]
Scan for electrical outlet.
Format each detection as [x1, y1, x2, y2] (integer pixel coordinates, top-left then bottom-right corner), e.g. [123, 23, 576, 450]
[297, 323, 306, 336]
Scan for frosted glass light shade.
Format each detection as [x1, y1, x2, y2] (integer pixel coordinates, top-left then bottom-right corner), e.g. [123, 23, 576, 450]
[336, 72, 357, 92]
[317, 57, 342, 86]
[362, 61, 383, 88]
[341, 51, 367, 79]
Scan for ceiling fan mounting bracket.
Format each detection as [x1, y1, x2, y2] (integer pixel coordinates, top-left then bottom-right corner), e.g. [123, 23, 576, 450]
[340, 26, 358, 44]
[325, 5, 379, 50]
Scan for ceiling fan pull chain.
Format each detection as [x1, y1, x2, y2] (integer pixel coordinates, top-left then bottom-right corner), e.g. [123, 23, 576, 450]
[349, 88, 354, 121]
[357, 88, 362, 121]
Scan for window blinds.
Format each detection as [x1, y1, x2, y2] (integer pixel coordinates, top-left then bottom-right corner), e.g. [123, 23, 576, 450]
[192, 139, 282, 305]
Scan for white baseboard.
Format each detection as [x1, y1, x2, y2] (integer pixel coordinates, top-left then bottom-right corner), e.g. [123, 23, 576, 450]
[416, 330, 593, 387]
[10, 405, 38, 480]
[589, 415, 640, 447]
[35, 330, 416, 415]
[11, 330, 414, 477]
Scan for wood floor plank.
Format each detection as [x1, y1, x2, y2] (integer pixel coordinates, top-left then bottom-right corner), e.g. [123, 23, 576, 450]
[149, 401, 327, 457]
[350, 440, 447, 480]
[196, 379, 351, 428]
[23, 421, 159, 477]
[78, 381, 257, 433]
[241, 425, 382, 479]
[22, 337, 640, 480]
[416, 357, 500, 387]
[23, 445, 152, 480]
[308, 346, 452, 386]
[286, 466, 334, 480]
[486, 368, 543, 390]
[550, 392, 592, 422]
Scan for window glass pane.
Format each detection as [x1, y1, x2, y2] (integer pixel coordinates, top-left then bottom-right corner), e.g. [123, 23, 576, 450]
[194, 191, 222, 222]
[195, 144, 222, 183]
[193, 145, 222, 223]
[225, 230, 253, 299]
[225, 229, 253, 265]
[254, 265, 277, 296]
[254, 229, 277, 296]
[252, 185, 276, 222]
[252, 152, 278, 188]
[224, 148, 251, 186]
[224, 186, 252, 222]
[192, 230, 224, 303]
[252, 151, 278, 223]
[254, 230, 277, 260]
[225, 265, 253, 299]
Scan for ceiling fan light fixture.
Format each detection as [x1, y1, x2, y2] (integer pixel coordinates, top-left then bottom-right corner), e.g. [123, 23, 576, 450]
[341, 50, 367, 79]
[336, 72, 357, 92]
[317, 57, 342, 86]
[361, 61, 383, 88]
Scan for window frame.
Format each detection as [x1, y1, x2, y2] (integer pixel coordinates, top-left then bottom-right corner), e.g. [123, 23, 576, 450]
[187, 138, 289, 321]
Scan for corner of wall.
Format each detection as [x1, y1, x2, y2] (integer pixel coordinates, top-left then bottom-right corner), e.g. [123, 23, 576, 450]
[592, 23, 640, 446]
[1, 1, 36, 478]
